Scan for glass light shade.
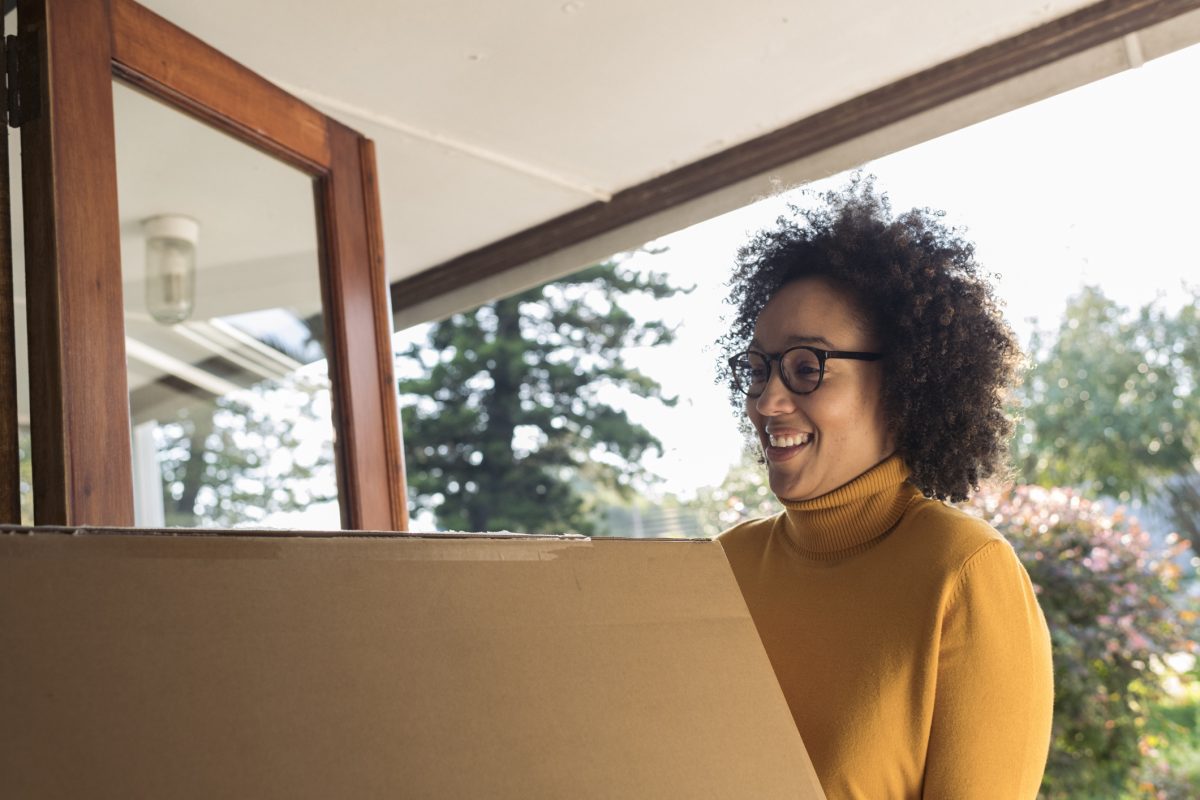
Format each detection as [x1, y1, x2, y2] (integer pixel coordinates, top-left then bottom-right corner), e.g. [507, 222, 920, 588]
[142, 215, 199, 325]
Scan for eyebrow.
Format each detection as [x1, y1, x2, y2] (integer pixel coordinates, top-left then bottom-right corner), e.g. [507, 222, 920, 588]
[750, 334, 836, 350]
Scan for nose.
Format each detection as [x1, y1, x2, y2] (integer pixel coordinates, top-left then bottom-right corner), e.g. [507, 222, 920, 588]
[752, 368, 798, 416]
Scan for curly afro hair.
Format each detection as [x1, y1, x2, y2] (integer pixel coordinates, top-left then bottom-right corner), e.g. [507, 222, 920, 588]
[717, 176, 1020, 502]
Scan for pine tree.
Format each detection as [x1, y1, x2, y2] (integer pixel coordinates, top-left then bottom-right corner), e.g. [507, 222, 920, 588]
[397, 260, 684, 534]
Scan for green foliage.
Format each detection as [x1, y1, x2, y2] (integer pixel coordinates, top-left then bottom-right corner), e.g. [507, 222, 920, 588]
[1138, 667, 1200, 800]
[688, 449, 780, 536]
[966, 486, 1200, 798]
[1012, 286, 1200, 502]
[397, 260, 684, 534]
[156, 372, 337, 527]
[1160, 473, 1200, 555]
[597, 493, 705, 538]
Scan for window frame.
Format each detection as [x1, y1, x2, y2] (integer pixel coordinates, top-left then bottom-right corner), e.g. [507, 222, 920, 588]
[16, 0, 406, 529]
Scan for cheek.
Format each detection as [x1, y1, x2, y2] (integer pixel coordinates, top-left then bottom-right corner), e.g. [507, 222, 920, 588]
[744, 397, 762, 428]
[864, 378, 893, 444]
[811, 386, 887, 444]
[806, 393, 856, 433]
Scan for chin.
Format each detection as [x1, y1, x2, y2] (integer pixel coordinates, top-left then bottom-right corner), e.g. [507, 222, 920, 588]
[769, 476, 812, 503]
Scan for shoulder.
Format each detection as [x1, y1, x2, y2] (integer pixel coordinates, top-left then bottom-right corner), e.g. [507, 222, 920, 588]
[893, 494, 1028, 590]
[893, 498, 1045, 652]
[715, 513, 784, 591]
[716, 513, 781, 553]
[900, 494, 1006, 560]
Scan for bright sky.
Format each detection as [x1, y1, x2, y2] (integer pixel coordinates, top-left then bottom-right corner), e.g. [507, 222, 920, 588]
[616, 41, 1200, 498]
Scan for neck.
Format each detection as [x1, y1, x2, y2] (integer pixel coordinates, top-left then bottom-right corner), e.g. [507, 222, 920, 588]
[779, 455, 919, 560]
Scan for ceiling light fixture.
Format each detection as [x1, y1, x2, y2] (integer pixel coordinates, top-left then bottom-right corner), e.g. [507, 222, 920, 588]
[141, 214, 199, 325]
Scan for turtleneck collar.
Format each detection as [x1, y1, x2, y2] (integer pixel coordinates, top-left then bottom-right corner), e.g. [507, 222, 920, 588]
[777, 454, 920, 561]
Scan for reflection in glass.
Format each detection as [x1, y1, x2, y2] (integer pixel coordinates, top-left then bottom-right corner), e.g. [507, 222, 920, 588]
[113, 81, 339, 529]
[141, 214, 199, 325]
[7, 8, 32, 524]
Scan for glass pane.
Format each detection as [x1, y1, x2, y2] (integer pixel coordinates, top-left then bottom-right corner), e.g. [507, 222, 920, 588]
[113, 81, 339, 529]
[7, 8, 32, 524]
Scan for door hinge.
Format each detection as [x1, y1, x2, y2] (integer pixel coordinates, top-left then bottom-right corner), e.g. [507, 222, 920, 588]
[5, 33, 40, 128]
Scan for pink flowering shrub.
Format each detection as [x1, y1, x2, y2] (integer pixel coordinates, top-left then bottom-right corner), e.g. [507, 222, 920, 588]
[965, 485, 1199, 798]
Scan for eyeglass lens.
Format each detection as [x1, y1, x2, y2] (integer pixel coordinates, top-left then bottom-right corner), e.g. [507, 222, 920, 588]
[738, 348, 822, 395]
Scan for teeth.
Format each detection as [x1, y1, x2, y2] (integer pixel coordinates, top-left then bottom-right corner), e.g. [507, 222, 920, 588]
[768, 433, 811, 448]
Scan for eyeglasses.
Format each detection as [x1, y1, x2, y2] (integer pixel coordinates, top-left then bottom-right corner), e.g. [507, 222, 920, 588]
[728, 346, 884, 397]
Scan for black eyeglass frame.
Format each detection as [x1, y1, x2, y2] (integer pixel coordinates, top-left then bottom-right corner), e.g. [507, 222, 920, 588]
[728, 346, 884, 397]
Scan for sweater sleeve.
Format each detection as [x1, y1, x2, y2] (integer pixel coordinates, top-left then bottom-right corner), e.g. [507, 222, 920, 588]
[922, 539, 1054, 799]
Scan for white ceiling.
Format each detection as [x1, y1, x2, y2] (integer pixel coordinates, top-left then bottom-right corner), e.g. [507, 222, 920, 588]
[12, 0, 1199, 341]
[9, 0, 1200, 423]
[132, 0, 1105, 291]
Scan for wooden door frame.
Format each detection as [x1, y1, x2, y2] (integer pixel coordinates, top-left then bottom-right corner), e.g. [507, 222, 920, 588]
[18, 0, 407, 530]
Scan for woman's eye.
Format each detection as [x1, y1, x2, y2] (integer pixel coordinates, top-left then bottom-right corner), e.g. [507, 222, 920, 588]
[788, 357, 820, 375]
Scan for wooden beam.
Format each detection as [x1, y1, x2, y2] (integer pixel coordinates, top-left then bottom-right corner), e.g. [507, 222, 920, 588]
[390, 0, 1200, 314]
[109, 0, 330, 173]
[20, 0, 134, 525]
[316, 122, 408, 530]
[359, 136, 409, 530]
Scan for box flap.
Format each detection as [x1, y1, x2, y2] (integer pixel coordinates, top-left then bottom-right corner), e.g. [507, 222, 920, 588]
[0, 529, 824, 799]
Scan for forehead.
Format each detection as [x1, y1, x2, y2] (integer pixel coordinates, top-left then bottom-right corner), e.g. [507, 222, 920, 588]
[752, 277, 871, 349]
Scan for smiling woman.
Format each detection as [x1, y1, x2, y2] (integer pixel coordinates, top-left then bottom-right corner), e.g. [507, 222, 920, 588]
[716, 178, 1053, 799]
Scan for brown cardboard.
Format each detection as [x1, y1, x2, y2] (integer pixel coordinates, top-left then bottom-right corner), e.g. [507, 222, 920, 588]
[0, 528, 825, 799]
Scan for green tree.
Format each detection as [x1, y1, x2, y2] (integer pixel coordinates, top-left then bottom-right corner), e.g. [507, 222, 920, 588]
[1013, 286, 1200, 502]
[156, 372, 337, 527]
[152, 314, 337, 528]
[397, 260, 684, 534]
[689, 448, 781, 537]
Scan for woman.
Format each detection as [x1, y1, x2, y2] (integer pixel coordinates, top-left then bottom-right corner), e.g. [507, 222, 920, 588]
[717, 179, 1053, 799]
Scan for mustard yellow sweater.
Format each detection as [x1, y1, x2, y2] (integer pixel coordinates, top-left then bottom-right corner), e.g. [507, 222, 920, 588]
[719, 456, 1053, 799]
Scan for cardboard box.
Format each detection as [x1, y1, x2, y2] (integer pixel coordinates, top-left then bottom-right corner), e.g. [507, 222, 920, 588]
[0, 528, 824, 799]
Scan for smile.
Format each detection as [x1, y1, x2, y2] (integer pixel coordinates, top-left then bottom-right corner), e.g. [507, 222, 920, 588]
[763, 431, 812, 464]
[767, 432, 811, 447]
